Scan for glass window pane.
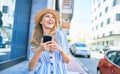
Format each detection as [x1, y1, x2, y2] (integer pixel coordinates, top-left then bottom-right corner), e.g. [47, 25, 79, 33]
[0, 0, 15, 62]
[116, 14, 120, 21]
[114, 52, 120, 67]
[2, 6, 8, 13]
[107, 51, 116, 62]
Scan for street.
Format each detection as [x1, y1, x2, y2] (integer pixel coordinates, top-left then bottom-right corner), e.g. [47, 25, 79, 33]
[76, 58, 99, 74]
[71, 51, 104, 74]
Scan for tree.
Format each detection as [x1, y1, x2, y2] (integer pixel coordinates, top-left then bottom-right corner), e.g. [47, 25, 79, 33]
[0, 11, 3, 27]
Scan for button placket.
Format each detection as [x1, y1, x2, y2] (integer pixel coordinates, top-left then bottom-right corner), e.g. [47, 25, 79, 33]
[50, 53, 54, 74]
[50, 56, 52, 59]
[50, 54, 53, 62]
[51, 71, 53, 74]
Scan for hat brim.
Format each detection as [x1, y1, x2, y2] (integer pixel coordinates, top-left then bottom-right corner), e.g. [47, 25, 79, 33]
[34, 9, 60, 25]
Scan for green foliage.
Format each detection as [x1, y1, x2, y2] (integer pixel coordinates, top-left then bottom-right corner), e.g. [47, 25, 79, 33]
[68, 38, 72, 43]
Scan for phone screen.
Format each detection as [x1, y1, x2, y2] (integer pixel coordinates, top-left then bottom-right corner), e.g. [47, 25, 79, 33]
[43, 35, 52, 43]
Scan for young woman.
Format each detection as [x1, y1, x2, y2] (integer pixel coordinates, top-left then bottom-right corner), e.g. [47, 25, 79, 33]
[29, 9, 70, 74]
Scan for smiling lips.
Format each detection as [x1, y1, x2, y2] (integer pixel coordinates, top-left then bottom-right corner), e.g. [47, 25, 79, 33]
[47, 21, 54, 25]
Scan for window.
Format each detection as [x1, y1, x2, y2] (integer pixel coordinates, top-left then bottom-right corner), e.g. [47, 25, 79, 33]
[106, 41, 108, 45]
[101, 22, 103, 27]
[95, 16, 97, 20]
[107, 51, 116, 62]
[116, 14, 120, 21]
[114, 52, 120, 67]
[2, 6, 8, 13]
[109, 40, 114, 46]
[109, 31, 113, 35]
[113, 0, 120, 6]
[107, 18, 110, 24]
[105, 6, 108, 13]
[99, 12, 102, 17]
[103, 0, 106, 2]
[96, 25, 98, 30]
[98, 3, 100, 8]
[113, 0, 116, 6]
[102, 33, 105, 37]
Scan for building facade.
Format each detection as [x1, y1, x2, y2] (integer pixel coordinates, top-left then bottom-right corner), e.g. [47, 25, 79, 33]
[61, 0, 73, 35]
[91, 0, 120, 48]
[0, 0, 62, 70]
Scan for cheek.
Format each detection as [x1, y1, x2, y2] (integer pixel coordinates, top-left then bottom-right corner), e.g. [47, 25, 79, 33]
[40, 20, 45, 24]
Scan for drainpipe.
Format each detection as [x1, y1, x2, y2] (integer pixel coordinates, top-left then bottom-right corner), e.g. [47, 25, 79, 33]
[59, 0, 63, 29]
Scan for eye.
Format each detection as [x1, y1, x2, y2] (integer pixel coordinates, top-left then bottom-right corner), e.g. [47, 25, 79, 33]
[45, 15, 50, 18]
[52, 16, 55, 19]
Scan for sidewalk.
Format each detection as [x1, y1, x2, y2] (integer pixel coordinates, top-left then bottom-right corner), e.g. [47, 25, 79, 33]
[0, 57, 86, 74]
[67, 57, 86, 74]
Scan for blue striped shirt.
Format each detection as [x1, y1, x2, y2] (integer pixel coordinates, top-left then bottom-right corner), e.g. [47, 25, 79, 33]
[29, 30, 69, 74]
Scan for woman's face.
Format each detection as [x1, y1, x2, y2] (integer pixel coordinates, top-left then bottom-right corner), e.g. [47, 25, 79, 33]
[40, 13, 56, 30]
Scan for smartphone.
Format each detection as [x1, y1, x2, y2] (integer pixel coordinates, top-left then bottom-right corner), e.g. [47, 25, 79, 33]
[43, 35, 52, 43]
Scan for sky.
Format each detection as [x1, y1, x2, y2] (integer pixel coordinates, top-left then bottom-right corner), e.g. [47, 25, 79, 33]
[69, 0, 92, 42]
[73, 0, 92, 23]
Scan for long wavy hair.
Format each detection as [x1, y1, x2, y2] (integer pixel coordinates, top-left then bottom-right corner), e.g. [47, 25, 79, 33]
[30, 13, 58, 48]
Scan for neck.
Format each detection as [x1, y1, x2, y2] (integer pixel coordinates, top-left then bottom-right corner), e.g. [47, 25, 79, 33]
[43, 28, 51, 35]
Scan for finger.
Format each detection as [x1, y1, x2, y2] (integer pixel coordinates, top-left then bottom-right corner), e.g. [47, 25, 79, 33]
[52, 40, 56, 43]
[46, 44, 52, 47]
[45, 41, 52, 45]
[41, 38, 43, 43]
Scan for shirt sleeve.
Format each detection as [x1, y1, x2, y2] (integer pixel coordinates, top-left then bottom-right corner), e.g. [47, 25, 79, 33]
[57, 30, 70, 54]
[28, 46, 38, 61]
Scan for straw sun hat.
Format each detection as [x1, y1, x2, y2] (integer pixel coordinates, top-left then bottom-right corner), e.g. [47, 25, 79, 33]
[34, 9, 60, 25]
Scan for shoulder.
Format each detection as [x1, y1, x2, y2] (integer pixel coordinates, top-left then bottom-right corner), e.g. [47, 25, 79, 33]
[56, 29, 66, 37]
[56, 29, 67, 42]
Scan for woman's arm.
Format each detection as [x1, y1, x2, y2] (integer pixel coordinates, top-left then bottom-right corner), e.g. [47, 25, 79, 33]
[29, 40, 52, 71]
[58, 47, 70, 64]
[29, 47, 42, 71]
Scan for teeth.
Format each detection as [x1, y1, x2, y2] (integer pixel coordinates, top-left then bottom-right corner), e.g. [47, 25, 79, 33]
[48, 22, 53, 24]
[48, 22, 50, 24]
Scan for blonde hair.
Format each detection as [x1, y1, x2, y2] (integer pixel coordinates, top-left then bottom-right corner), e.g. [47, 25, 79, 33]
[30, 13, 58, 48]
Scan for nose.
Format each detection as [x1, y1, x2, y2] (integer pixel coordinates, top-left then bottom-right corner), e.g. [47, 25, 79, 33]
[49, 17, 54, 20]
[49, 17, 55, 22]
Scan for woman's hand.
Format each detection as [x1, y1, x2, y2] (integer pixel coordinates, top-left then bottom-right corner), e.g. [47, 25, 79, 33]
[38, 39, 63, 53]
[50, 40, 62, 52]
[38, 38, 52, 51]
[50, 40, 70, 63]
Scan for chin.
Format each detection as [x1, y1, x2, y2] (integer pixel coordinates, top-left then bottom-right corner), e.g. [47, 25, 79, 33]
[48, 26, 54, 28]
[46, 27, 54, 29]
